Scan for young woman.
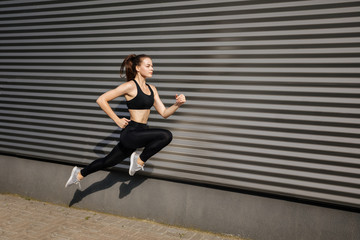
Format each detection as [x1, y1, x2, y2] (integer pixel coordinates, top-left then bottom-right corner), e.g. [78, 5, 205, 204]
[65, 54, 186, 189]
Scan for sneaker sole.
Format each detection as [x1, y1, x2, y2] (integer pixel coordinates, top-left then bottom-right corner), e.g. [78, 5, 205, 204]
[129, 152, 136, 176]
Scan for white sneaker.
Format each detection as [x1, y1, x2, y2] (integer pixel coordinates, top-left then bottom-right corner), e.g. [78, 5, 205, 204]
[129, 152, 144, 176]
[65, 166, 82, 190]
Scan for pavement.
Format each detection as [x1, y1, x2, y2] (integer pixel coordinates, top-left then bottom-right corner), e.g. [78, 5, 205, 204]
[0, 194, 244, 240]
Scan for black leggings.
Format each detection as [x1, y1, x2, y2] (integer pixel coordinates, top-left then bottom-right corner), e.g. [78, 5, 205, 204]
[80, 121, 172, 177]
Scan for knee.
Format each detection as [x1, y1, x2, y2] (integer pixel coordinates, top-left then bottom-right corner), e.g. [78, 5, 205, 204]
[162, 130, 173, 145]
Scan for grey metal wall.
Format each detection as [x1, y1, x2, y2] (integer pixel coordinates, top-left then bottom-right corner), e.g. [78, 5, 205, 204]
[0, 0, 359, 208]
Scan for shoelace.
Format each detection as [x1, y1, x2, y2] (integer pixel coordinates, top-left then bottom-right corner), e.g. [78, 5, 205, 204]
[137, 164, 144, 171]
[75, 181, 81, 190]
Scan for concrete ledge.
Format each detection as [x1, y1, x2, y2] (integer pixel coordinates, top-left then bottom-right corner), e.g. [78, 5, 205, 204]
[1, 154, 359, 240]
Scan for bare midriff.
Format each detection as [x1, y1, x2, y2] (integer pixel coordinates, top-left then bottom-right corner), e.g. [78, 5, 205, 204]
[129, 109, 151, 124]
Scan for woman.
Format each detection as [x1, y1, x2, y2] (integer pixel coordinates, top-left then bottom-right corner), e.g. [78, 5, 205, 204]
[65, 54, 186, 189]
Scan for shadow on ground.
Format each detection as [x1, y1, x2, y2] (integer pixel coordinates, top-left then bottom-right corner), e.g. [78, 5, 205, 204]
[69, 171, 147, 207]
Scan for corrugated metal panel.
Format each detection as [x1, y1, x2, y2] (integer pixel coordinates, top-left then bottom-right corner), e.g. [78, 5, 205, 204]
[0, 0, 359, 208]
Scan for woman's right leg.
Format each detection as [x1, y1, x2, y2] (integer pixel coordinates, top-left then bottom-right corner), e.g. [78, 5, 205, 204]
[121, 124, 173, 176]
[80, 142, 135, 177]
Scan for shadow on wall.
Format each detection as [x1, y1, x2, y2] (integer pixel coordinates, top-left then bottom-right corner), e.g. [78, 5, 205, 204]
[69, 171, 147, 207]
[93, 104, 130, 157]
[93, 128, 122, 157]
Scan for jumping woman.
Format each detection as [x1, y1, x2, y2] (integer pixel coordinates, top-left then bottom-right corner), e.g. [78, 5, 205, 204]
[65, 54, 186, 189]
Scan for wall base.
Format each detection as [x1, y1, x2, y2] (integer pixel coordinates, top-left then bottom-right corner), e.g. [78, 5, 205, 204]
[1, 155, 359, 240]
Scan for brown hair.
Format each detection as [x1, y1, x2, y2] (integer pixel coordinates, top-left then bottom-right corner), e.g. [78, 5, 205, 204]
[120, 54, 151, 81]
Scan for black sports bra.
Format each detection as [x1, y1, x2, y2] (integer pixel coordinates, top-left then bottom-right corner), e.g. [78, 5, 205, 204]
[126, 80, 154, 110]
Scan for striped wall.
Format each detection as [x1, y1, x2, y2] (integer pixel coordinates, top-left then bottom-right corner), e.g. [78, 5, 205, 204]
[0, 0, 359, 208]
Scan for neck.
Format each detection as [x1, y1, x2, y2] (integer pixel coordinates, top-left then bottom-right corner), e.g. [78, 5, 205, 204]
[134, 74, 146, 84]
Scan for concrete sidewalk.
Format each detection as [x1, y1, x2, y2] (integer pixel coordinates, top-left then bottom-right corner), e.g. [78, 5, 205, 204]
[0, 194, 244, 240]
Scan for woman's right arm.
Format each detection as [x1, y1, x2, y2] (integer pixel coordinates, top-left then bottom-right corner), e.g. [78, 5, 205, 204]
[96, 82, 133, 128]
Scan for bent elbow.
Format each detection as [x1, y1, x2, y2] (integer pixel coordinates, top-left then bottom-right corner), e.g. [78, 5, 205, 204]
[162, 113, 170, 119]
[96, 96, 105, 106]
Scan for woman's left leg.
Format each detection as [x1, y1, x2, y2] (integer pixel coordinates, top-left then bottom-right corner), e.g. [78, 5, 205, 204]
[138, 128, 173, 162]
[121, 127, 173, 162]
[120, 125, 173, 175]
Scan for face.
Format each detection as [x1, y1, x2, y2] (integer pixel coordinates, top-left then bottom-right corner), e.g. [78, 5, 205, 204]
[136, 57, 153, 79]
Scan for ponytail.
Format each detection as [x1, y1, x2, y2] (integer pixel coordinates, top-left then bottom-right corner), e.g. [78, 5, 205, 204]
[120, 54, 150, 81]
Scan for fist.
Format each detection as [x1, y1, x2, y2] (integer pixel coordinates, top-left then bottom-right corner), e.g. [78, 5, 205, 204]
[117, 118, 130, 128]
[175, 94, 186, 107]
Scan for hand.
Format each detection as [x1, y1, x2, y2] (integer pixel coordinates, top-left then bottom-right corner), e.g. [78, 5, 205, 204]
[115, 118, 130, 128]
[175, 94, 186, 107]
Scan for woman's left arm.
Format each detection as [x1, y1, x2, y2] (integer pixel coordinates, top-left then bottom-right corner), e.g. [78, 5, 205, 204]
[152, 85, 186, 119]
